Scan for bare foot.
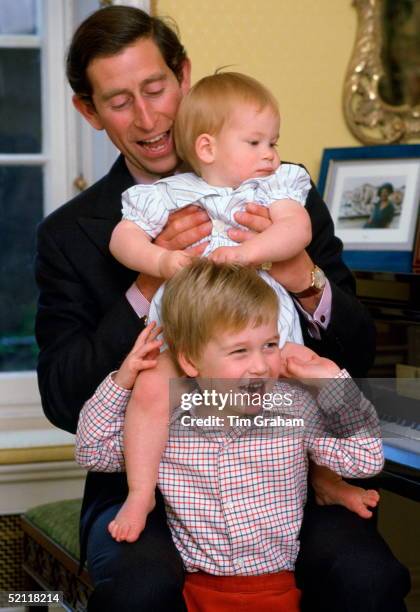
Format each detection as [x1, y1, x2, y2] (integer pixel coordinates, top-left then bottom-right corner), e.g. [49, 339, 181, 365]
[108, 491, 156, 543]
[315, 478, 380, 519]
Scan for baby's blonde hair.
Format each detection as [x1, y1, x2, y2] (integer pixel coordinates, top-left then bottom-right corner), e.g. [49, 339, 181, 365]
[161, 259, 279, 366]
[174, 71, 279, 175]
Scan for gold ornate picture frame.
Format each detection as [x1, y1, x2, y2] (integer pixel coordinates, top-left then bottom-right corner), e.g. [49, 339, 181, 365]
[343, 0, 420, 145]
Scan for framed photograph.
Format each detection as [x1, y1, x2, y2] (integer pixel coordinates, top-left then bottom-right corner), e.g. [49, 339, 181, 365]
[413, 224, 420, 274]
[318, 145, 420, 272]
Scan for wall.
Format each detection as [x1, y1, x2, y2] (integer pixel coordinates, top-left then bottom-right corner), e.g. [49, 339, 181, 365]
[156, 0, 359, 180]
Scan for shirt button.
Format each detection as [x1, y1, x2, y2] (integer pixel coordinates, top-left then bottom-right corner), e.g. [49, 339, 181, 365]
[212, 219, 226, 234]
[235, 558, 244, 568]
[225, 501, 233, 509]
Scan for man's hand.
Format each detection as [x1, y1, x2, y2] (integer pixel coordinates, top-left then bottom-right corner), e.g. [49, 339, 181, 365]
[113, 322, 163, 390]
[229, 202, 271, 242]
[209, 245, 249, 266]
[230, 202, 322, 313]
[280, 342, 340, 387]
[136, 205, 211, 300]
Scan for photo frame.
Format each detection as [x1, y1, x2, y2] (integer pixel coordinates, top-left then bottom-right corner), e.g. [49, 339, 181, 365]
[318, 145, 420, 272]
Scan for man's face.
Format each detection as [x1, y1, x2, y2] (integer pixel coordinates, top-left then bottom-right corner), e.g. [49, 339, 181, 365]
[74, 37, 191, 182]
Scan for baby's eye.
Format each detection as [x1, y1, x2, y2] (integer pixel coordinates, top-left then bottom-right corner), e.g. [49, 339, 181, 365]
[270, 142, 278, 148]
[248, 140, 259, 146]
[230, 348, 247, 355]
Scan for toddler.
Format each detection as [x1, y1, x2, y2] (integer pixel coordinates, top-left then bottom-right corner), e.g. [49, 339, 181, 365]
[77, 260, 384, 612]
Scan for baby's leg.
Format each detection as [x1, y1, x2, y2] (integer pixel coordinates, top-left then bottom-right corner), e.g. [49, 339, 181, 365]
[310, 463, 380, 519]
[108, 351, 178, 543]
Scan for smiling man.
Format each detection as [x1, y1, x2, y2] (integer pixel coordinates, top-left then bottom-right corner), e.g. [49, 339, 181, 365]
[73, 36, 190, 182]
[34, 5, 409, 612]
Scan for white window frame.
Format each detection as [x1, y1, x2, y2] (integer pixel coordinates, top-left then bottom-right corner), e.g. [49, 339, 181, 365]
[0, 0, 78, 419]
[0, 0, 151, 423]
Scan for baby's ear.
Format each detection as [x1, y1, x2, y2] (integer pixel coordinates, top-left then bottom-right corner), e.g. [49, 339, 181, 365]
[177, 352, 199, 377]
[195, 133, 216, 164]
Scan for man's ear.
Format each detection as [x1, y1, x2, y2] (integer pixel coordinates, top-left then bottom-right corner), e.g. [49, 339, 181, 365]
[195, 133, 216, 165]
[72, 94, 104, 131]
[177, 352, 199, 377]
[179, 58, 192, 96]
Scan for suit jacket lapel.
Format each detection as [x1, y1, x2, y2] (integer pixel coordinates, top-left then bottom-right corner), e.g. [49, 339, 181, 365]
[77, 155, 135, 258]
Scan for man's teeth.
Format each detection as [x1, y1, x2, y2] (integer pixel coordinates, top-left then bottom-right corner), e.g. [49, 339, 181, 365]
[140, 132, 169, 149]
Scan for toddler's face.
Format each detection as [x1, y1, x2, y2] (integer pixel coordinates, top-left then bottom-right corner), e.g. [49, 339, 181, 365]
[210, 104, 280, 188]
[185, 318, 282, 415]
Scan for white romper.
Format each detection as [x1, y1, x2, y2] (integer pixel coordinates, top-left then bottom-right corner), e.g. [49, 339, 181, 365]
[122, 163, 311, 347]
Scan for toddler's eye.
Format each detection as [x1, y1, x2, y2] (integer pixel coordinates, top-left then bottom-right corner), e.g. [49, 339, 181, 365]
[264, 342, 279, 350]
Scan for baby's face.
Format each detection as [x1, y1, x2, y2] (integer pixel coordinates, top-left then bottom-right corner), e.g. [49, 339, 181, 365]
[209, 104, 280, 189]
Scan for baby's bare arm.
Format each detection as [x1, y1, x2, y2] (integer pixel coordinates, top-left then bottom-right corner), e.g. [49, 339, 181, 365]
[110, 219, 192, 279]
[210, 200, 311, 267]
[239, 199, 311, 264]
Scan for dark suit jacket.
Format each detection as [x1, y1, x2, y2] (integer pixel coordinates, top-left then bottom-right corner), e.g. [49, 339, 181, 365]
[35, 155, 375, 553]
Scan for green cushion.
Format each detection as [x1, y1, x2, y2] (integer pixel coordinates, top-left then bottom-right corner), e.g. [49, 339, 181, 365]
[25, 499, 82, 560]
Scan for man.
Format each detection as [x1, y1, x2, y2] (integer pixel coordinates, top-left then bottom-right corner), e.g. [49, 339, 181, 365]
[35, 6, 409, 611]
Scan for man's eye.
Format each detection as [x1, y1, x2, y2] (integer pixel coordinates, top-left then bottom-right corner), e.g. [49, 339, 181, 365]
[145, 88, 164, 97]
[110, 99, 129, 110]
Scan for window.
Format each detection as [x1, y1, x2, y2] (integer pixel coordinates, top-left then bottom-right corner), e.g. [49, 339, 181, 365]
[0, 0, 79, 415]
[0, 0, 147, 412]
[0, 0, 75, 376]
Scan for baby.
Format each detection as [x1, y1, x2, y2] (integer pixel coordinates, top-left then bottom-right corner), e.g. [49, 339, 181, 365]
[108, 72, 379, 541]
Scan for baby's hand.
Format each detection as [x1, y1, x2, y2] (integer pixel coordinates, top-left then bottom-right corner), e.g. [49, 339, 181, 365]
[158, 249, 192, 279]
[209, 245, 248, 266]
[113, 322, 163, 390]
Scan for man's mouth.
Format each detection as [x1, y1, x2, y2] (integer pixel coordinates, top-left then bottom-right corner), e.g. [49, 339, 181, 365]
[137, 130, 171, 153]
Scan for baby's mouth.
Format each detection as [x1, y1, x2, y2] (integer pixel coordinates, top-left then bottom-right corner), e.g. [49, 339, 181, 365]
[138, 130, 171, 152]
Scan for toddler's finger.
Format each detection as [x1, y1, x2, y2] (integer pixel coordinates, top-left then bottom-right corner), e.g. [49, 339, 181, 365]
[136, 339, 162, 357]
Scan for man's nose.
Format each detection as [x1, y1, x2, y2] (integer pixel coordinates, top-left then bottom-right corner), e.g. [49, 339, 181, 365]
[133, 98, 156, 131]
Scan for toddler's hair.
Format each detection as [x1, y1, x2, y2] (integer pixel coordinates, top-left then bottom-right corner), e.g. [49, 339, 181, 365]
[161, 258, 279, 365]
[174, 71, 279, 174]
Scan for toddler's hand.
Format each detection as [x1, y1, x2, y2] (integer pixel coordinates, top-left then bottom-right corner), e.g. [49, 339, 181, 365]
[113, 322, 163, 390]
[158, 249, 192, 279]
[209, 245, 248, 266]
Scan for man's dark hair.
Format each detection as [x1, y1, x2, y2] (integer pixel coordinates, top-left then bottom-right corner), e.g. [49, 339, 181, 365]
[66, 5, 187, 102]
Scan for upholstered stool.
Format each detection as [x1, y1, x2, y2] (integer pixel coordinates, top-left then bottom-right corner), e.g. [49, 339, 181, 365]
[21, 499, 92, 611]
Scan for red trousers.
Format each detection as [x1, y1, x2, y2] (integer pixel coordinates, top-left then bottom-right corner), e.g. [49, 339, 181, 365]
[183, 570, 301, 612]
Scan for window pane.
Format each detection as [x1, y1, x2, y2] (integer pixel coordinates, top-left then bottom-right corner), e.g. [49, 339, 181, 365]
[0, 49, 41, 153]
[0, 165, 43, 371]
[0, 0, 38, 35]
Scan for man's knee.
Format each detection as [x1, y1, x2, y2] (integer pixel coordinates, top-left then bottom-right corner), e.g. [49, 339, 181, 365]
[87, 502, 185, 611]
[325, 552, 410, 612]
[88, 560, 186, 612]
